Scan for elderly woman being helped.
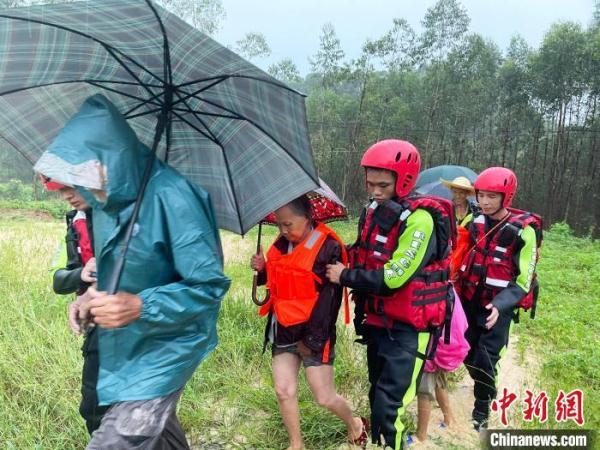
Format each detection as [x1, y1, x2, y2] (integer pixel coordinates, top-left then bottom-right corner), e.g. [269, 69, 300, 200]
[251, 195, 368, 450]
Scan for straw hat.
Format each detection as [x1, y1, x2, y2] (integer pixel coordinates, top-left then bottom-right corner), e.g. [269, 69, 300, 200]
[440, 176, 475, 193]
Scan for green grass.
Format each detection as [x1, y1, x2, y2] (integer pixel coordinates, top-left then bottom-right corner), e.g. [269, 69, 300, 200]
[0, 199, 67, 219]
[0, 214, 598, 449]
[0, 220, 83, 449]
[514, 224, 600, 429]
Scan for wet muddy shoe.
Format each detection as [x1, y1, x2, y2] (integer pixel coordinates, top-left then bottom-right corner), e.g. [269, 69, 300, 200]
[348, 417, 369, 449]
[472, 418, 488, 432]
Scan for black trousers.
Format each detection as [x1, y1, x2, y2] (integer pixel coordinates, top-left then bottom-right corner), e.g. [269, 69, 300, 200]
[80, 327, 109, 435]
[366, 325, 431, 450]
[463, 301, 514, 423]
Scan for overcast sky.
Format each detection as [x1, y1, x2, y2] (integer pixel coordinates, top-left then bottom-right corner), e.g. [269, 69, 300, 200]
[215, 0, 595, 74]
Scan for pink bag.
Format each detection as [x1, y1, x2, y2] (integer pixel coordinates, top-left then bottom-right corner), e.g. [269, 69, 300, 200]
[425, 287, 470, 373]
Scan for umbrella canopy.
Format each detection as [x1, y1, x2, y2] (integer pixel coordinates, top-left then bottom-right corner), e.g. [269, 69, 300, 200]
[262, 178, 347, 224]
[0, 0, 318, 235]
[415, 181, 453, 200]
[416, 165, 477, 189]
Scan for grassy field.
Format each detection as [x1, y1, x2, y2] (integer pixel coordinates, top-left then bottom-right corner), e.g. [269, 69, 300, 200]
[0, 213, 597, 449]
[515, 224, 600, 429]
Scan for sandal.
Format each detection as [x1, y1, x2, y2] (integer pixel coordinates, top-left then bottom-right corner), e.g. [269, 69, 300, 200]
[348, 416, 369, 449]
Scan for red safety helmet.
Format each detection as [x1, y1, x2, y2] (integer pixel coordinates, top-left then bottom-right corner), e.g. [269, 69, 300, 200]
[473, 167, 517, 208]
[39, 174, 67, 191]
[360, 139, 421, 198]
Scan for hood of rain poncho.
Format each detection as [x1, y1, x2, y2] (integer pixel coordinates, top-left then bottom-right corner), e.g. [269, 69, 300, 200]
[34, 94, 152, 214]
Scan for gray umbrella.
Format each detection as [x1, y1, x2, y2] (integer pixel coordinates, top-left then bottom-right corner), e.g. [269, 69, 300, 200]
[415, 181, 452, 200]
[415, 165, 477, 189]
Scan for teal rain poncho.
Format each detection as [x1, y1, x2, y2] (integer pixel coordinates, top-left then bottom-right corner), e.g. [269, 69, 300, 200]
[34, 94, 231, 404]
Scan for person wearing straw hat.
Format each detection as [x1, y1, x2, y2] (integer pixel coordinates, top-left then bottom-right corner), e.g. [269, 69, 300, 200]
[440, 176, 478, 227]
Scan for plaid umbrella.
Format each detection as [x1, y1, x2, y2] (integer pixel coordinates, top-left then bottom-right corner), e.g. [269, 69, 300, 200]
[0, 0, 318, 235]
[0, 0, 318, 293]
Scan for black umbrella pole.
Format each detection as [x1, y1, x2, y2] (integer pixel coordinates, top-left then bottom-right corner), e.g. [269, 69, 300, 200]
[256, 221, 262, 253]
[252, 222, 270, 306]
[105, 114, 167, 295]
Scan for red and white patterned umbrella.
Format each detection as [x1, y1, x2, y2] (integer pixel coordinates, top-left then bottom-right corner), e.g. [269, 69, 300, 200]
[261, 178, 347, 224]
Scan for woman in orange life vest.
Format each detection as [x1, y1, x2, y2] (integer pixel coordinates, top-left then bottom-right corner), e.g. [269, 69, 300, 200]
[251, 195, 368, 450]
[455, 167, 541, 431]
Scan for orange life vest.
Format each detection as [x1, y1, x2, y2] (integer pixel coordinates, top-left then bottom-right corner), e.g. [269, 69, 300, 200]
[259, 222, 348, 327]
[450, 224, 471, 280]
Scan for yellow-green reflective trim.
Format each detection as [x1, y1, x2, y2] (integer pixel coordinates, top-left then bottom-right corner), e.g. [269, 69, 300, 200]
[459, 212, 473, 227]
[50, 240, 67, 279]
[383, 209, 434, 289]
[393, 331, 430, 449]
[516, 225, 537, 292]
[494, 320, 513, 388]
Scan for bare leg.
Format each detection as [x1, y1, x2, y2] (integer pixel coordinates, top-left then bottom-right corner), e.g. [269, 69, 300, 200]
[435, 386, 454, 427]
[305, 365, 363, 440]
[416, 393, 432, 442]
[272, 353, 304, 450]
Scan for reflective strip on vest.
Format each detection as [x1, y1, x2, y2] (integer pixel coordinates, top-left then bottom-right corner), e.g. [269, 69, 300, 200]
[400, 209, 411, 221]
[304, 229, 323, 250]
[494, 246, 507, 262]
[375, 234, 388, 243]
[485, 277, 509, 288]
[474, 215, 485, 224]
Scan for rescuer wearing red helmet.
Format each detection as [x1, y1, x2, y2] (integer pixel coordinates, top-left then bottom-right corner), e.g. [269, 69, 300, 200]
[40, 174, 109, 434]
[326, 139, 455, 449]
[455, 167, 542, 431]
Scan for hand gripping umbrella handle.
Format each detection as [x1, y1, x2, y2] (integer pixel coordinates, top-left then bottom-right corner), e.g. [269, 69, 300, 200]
[251, 222, 270, 306]
[252, 273, 270, 306]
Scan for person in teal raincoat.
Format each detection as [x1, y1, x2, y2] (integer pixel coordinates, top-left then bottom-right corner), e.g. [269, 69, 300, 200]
[34, 94, 231, 449]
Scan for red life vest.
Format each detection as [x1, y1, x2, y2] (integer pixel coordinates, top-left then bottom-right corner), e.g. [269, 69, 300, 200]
[66, 211, 93, 265]
[456, 208, 542, 314]
[352, 196, 455, 331]
[72, 212, 93, 265]
[259, 222, 348, 327]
